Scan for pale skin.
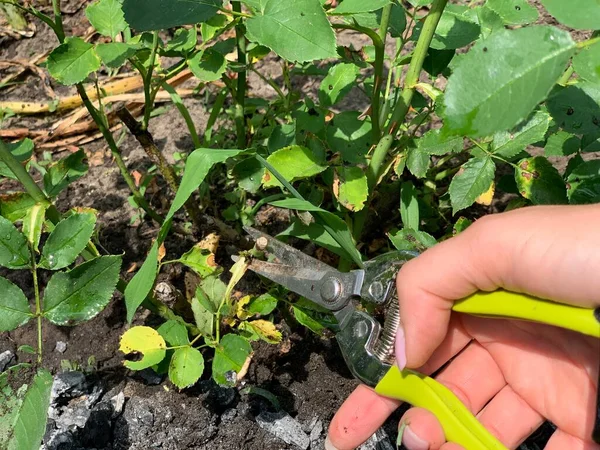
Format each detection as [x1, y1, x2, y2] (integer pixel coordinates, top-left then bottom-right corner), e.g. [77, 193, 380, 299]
[326, 204, 600, 450]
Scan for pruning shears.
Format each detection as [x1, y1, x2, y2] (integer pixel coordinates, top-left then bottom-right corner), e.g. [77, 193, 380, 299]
[242, 227, 600, 449]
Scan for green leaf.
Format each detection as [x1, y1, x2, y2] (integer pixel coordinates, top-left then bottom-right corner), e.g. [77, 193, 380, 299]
[319, 63, 359, 107]
[292, 306, 325, 334]
[417, 129, 463, 155]
[245, 0, 337, 63]
[245, 320, 281, 344]
[485, 0, 538, 25]
[0, 276, 32, 332]
[165, 28, 197, 56]
[566, 160, 600, 182]
[406, 147, 430, 178]
[122, 0, 221, 31]
[354, 1, 405, 38]
[157, 320, 190, 346]
[124, 242, 159, 323]
[43, 255, 122, 325]
[332, 0, 390, 14]
[515, 156, 567, 204]
[492, 110, 551, 159]
[407, 0, 431, 5]
[0, 193, 35, 223]
[388, 228, 436, 252]
[247, 293, 278, 316]
[453, 217, 472, 235]
[573, 42, 600, 84]
[277, 219, 348, 258]
[191, 295, 214, 336]
[423, 49, 455, 77]
[168, 148, 244, 221]
[119, 326, 166, 370]
[449, 157, 496, 214]
[212, 334, 252, 386]
[400, 181, 419, 231]
[85, 0, 127, 38]
[188, 49, 226, 82]
[7, 369, 53, 450]
[333, 166, 368, 212]
[43, 149, 88, 198]
[47, 37, 101, 86]
[412, 5, 480, 50]
[96, 42, 139, 68]
[472, 5, 504, 39]
[0, 139, 33, 180]
[326, 112, 372, 163]
[198, 275, 226, 306]
[263, 145, 327, 188]
[442, 26, 575, 138]
[546, 83, 600, 135]
[545, 131, 580, 157]
[201, 13, 228, 41]
[270, 198, 363, 266]
[39, 212, 97, 270]
[232, 156, 263, 193]
[0, 215, 29, 269]
[22, 202, 47, 251]
[568, 177, 600, 205]
[169, 347, 204, 389]
[178, 243, 218, 277]
[539, 0, 600, 30]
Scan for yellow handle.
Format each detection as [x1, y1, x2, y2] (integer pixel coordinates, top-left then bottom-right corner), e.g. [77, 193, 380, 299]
[375, 366, 507, 450]
[453, 290, 600, 338]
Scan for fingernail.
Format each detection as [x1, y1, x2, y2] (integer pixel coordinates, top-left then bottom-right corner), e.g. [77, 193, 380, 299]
[402, 426, 429, 450]
[324, 435, 340, 450]
[395, 322, 407, 370]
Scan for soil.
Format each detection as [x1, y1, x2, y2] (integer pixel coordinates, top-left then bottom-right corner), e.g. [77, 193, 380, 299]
[0, 1, 586, 449]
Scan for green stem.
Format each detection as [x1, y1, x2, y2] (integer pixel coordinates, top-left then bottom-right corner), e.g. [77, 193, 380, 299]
[75, 84, 164, 225]
[31, 246, 42, 363]
[51, 0, 64, 43]
[233, 3, 247, 149]
[142, 31, 160, 130]
[249, 193, 286, 217]
[333, 23, 384, 139]
[576, 35, 600, 49]
[161, 82, 201, 148]
[558, 66, 574, 85]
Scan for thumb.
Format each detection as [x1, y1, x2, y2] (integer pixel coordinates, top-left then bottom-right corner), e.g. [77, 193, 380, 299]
[395, 204, 600, 369]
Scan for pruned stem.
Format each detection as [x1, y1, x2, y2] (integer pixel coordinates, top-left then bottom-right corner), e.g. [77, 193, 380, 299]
[233, 2, 247, 148]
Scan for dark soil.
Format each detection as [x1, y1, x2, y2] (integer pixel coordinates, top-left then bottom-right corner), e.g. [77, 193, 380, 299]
[0, 1, 582, 449]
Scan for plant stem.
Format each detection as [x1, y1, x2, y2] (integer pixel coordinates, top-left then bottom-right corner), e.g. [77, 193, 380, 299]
[31, 245, 42, 363]
[51, 0, 64, 43]
[576, 35, 600, 49]
[333, 23, 384, 140]
[233, 3, 247, 149]
[142, 31, 160, 130]
[354, 0, 448, 241]
[75, 84, 165, 225]
[558, 66, 574, 85]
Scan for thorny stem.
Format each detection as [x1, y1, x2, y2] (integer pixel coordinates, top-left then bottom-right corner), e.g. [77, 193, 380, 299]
[51, 0, 64, 43]
[31, 246, 42, 363]
[353, 0, 448, 242]
[76, 84, 165, 225]
[233, 2, 247, 149]
[142, 31, 160, 130]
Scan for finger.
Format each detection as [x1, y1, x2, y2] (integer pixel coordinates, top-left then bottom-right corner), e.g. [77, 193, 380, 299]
[439, 444, 465, 450]
[396, 204, 600, 369]
[434, 341, 506, 414]
[544, 429, 600, 450]
[327, 384, 400, 450]
[476, 385, 544, 449]
[399, 408, 445, 450]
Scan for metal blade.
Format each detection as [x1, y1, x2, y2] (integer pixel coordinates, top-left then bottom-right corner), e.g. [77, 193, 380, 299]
[243, 227, 364, 312]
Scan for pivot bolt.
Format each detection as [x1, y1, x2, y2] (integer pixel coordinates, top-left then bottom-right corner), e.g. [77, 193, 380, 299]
[368, 281, 384, 302]
[321, 277, 342, 303]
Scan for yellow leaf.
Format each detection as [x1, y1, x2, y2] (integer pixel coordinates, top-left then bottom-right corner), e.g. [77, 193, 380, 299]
[236, 295, 252, 320]
[476, 181, 495, 206]
[248, 320, 282, 344]
[119, 326, 166, 370]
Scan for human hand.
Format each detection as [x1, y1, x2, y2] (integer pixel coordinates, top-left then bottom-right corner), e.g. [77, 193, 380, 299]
[326, 205, 600, 450]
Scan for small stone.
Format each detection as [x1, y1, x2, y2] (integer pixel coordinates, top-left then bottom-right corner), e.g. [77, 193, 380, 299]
[0, 350, 15, 372]
[309, 419, 323, 445]
[84, 385, 104, 408]
[256, 411, 310, 450]
[51, 371, 87, 401]
[110, 391, 125, 418]
[221, 408, 237, 422]
[54, 341, 67, 353]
